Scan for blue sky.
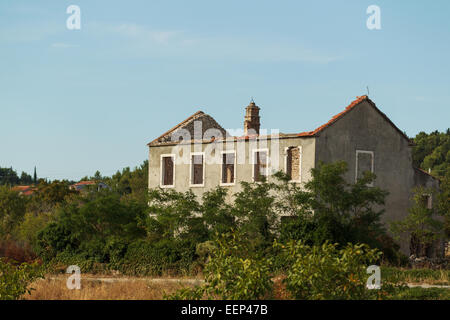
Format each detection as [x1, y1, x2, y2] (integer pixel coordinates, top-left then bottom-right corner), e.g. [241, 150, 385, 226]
[1, 1, 449, 181]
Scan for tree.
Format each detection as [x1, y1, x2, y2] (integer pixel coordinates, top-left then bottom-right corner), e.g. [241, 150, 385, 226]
[19, 172, 32, 185]
[390, 187, 443, 257]
[104, 161, 149, 203]
[26, 180, 76, 215]
[412, 129, 450, 178]
[16, 212, 52, 250]
[93, 170, 102, 181]
[280, 161, 389, 251]
[437, 172, 450, 238]
[145, 189, 205, 243]
[0, 167, 19, 186]
[201, 187, 235, 237]
[0, 186, 27, 239]
[232, 179, 278, 249]
[36, 191, 147, 261]
[146, 161, 393, 261]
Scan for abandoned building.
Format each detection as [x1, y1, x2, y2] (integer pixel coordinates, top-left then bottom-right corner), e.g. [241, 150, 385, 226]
[147, 95, 441, 255]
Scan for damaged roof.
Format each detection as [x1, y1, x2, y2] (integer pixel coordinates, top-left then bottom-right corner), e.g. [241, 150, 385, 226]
[148, 96, 413, 147]
[148, 111, 228, 146]
[297, 95, 413, 145]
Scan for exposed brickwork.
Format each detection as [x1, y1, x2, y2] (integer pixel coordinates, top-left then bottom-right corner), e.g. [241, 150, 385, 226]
[244, 101, 260, 135]
[149, 112, 228, 146]
[287, 147, 300, 181]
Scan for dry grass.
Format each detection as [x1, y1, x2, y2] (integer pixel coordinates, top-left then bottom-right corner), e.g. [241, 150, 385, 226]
[382, 267, 450, 286]
[23, 275, 201, 300]
[403, 269, 449, 285]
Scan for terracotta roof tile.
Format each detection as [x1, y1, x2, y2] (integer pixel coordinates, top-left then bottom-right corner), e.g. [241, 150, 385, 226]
[148, 95, 413, 147]
[12, 186, 31, 191]
[74, 181, 96, 186]
[297, 96, 368, 137]
[296, 95, 412, 144]
[12, 185, 37, 195]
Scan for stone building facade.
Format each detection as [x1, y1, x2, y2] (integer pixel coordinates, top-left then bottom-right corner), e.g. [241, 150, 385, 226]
[147, 96, 441, 255]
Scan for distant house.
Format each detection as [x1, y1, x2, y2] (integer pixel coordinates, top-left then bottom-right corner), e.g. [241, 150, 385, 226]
[69, 181, 110, 192]
[12, 185, 37, 196]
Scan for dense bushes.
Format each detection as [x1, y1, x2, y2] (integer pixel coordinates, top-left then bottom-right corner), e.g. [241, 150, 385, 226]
[36, 192, 146, 262]
[167, 232, 273, 300]
[168, 231, 403, 300]
[0, 186, 27, 239]
[116, 239, 196, 276]
[275, 240, 383, 299]
[390, 186, 443, 257]
[32, 189, 198, 275]
[1, 160, 406, 280]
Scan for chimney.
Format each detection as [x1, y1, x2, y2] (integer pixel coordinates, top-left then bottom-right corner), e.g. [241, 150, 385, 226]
[244, 100, 260, 135]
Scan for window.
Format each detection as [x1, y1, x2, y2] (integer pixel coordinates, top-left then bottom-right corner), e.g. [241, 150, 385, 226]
[190, 153, 204, 186]
[420, 194, 433, 209]
[355, 150, 374, 186]
[286, 146, 301, 182]
[221, 151, 236, 185]
[160, 155, 175, 187]
[253, 149, 268, 182]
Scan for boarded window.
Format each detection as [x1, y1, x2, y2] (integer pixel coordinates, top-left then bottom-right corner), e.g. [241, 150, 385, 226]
[254, 150, 268, 182]
[222, 152, 235, 184]
[162, 156, 174, 186]
[356, 151, 374, 183]
[420, 194, 433, 209]
[286, 147, 301, 181]
[191, 154, 204, 185]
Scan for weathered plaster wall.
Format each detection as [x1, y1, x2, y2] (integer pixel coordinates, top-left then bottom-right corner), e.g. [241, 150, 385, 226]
[148, 136, 316, 200]
[313, 100, 437, 254]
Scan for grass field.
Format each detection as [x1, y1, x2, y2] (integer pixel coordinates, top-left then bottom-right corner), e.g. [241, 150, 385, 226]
[388, 287, 450, 300]
[381, 267, 450, 285]
[24, 275, 201, 300]
[22, 268, 450, 300]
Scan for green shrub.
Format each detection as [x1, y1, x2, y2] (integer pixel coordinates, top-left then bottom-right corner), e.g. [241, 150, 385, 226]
[0, 258, 43, 300]
[16, 212, 52, 251]
[44, 251, 100, 274]
[167, 232, 273, 300]
[0, 186, 27, 239]
[275, 240, 388, 300]
[117, 239, 196, 276]
[36, 222, 79, 261]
